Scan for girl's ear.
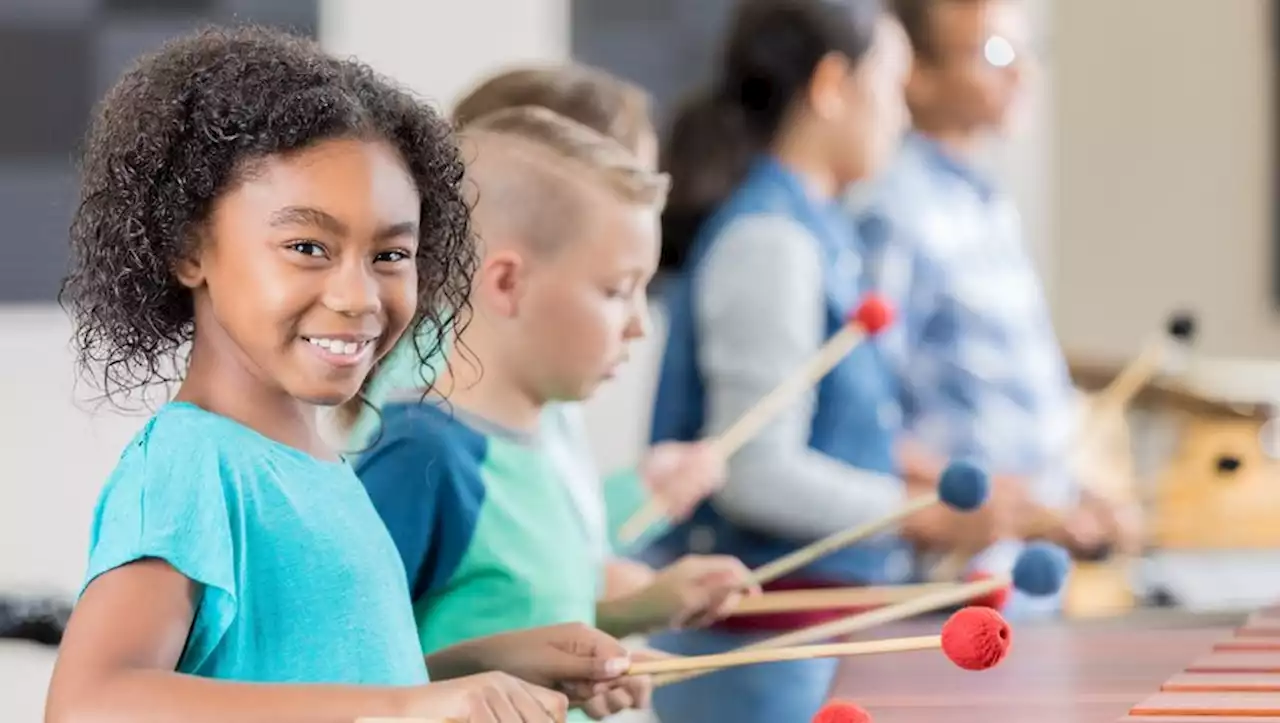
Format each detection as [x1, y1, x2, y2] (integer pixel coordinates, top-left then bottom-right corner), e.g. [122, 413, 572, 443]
[174, 256, 204, 288]
[174, 235, 206, 289]
[807, 51, 855, 121]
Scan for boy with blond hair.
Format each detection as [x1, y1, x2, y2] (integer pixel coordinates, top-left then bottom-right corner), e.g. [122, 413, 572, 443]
[356, 107, 756, 721]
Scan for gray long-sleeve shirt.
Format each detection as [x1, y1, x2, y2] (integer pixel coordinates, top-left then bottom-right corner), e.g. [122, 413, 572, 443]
[693, 214, 907, 543]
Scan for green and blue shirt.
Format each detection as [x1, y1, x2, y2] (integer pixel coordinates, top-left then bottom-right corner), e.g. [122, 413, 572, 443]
[356, 397, 642, 660]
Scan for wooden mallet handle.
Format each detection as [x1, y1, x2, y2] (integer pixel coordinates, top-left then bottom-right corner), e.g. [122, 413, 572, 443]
[729, 581, 957, 616]
[655, 575, 1007, 688]
[616, 295, 894, 545]
[629, 635, 941, 677]
[752, 460, 988, 588]
[749, 494, 936, 586]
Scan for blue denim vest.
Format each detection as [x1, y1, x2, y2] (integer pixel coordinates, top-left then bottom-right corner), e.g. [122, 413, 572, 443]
[648, 157, 914, 585]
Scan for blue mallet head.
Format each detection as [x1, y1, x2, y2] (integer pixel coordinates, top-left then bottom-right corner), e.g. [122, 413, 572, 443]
[1011, 541, 1071, 596]
[937, 460, 990, 512]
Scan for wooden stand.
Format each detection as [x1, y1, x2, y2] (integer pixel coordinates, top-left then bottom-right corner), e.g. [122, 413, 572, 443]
[1059, 379, 1143, 619]
[1152, 414, 1280, 550]
[1069, 353, 1280, 612]
[1063, 560, 1135, 618]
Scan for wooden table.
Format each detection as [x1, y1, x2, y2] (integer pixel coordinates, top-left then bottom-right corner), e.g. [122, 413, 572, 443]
[828, 610, 1245, 723]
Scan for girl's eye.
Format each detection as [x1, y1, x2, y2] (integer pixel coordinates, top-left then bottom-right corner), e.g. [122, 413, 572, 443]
[376, 249, 412, 264]
[288, 241, 326, 258]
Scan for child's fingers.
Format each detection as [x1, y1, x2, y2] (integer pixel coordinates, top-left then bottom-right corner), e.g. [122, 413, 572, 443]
[481, 684, 522, 722]
[688, 589, 745, 628]
[579, 686, 634, 720]
[604, 686, 636, 714]
[691, 557, 757, 591]
[625, 675, 653, 710]
[556, 680, 605, 703]
[521, 681, 568, 722]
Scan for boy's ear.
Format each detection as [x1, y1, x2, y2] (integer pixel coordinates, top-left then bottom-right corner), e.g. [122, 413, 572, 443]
[477, 248, 528, 318]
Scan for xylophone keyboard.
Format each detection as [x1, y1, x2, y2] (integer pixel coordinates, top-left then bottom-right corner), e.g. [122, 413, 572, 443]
[828, 610, 1246, 722]
[1121, 605, 1280, 720]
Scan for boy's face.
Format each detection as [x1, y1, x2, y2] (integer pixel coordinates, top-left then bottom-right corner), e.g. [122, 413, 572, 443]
[912, 0, 1032, 133]
[503, 186, 659, 403]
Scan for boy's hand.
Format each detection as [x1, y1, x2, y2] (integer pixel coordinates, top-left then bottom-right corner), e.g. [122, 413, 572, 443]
[640, 441, 726, 522]
[462, 623, 631, 708]
[607, 555, 759, 633]
[408, 671, 569, 722]
[577, 649, 668, 720]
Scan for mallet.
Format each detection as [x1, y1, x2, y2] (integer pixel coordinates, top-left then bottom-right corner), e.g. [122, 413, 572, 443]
[654, 542, 1068, 688]
[617, 294, 895, 545]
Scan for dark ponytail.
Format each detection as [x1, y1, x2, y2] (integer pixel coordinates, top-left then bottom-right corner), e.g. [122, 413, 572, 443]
[658, 0, 884, 271]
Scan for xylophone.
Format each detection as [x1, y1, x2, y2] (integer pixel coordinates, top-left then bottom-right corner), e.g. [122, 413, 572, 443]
[827, 608, 1257, 722]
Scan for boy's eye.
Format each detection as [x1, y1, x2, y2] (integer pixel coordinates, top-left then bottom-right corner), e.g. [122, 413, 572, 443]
[288, 241, 327, 258]
[605, 279, 638, 298]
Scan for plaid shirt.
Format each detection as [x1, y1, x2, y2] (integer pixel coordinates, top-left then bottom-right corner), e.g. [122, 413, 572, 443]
[848, 133, 1080, 508]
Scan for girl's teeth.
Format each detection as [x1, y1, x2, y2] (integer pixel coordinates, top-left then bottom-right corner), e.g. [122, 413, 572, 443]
[308, 338, 363, 355]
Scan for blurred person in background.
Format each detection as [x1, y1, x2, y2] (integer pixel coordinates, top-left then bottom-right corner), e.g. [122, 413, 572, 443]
[847, 0, 1140, 602]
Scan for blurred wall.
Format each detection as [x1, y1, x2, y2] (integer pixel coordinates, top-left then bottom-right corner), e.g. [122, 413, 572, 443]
[320, 0, 569, 111]
[1052, 0, 1278, 361]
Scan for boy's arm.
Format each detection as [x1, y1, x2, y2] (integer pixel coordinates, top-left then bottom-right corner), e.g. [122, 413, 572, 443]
[599, 557, 657, 602]
[602, 470, 667, 550]
[594, 592, 651, 639]
[594, 559, 659, 638]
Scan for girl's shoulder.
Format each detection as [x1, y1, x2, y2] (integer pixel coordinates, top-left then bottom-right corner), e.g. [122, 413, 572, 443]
[105, 402, 348, 505]
[122, 402, 293, 469]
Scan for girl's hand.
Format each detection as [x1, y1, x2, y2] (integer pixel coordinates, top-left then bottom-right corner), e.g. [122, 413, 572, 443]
[640, 442, 726, 522]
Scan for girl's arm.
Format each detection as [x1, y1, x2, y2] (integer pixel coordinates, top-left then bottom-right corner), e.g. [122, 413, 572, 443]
[693, 215, 908, 541]
[45, 560, 449, 723]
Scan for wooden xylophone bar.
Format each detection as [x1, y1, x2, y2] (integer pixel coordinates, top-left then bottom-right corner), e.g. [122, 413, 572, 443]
[1114, 603, 1280, 719]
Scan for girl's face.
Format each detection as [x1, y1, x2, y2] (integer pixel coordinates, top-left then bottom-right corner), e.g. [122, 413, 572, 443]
[178, 138, 421, 407]
[828, 15, 913, 184]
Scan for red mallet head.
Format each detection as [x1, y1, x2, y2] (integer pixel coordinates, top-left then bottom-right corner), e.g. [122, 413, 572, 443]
[849, 293, 893, 335]
[940, 606, 1011, 671]
[963, 570, 1011, 611]
[813, 699, 872, 723]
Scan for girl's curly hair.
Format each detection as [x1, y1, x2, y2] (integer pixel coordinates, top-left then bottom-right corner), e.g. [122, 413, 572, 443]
[61, 25, 475, 409]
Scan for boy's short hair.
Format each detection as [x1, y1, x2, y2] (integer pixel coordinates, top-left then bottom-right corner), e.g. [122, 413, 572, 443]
[464, 105, 669, 210]
[892, 0, 983, 62]
[453, 64, 653, 159]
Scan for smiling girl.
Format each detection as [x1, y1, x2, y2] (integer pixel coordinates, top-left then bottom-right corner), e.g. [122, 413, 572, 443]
[47, 25, 634, 723]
